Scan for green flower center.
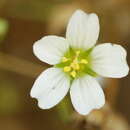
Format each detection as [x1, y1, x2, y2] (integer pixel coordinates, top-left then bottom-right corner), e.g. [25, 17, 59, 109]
[55, 48, 97, 79]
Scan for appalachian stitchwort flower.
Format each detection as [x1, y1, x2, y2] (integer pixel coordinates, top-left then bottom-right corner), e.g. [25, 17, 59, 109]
[30, 10, 129, 115]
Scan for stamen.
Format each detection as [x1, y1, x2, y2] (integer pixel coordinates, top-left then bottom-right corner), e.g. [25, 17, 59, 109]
[62, 57, 68, 62]
[80, 59, 88, 64]
[61, 50, 89, 78]
[70, 62, 75, 68]
[70, 71, 76, 78]
[71, 62, 80, 70]
[63, 66, 71, 72]
[75, 64, 80, 70]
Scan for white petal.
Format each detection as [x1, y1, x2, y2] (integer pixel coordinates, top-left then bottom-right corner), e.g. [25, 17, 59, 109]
[66, 9, 99, 50]
[30, 67, 70, 109]
[33, 36, 69, 65]
[91, 43, 129, 78]
[70, 75, 105, 115]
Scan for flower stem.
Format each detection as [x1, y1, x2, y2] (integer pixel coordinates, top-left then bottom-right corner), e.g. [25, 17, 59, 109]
[56, 96, 73, 122]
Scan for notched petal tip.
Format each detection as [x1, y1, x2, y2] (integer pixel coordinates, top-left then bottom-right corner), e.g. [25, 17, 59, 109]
[73, 9, 98, 17]
[66, 9, 100, 50]
[70, 76, 105, 115]
[30, 67, 70, 110]
[113, 44, 129, 77]
[91, 43, 129, 78]
[78, 98, 105, 115]
[79, 96, 105, 115]
[73, 9, 87, 15]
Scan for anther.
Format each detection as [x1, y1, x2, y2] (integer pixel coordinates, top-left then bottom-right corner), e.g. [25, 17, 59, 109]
[74, 63, 80, 70]
[63, 66, 71, 72]
[70, 71, 76, 78]
[80, 59, 88, 64]
[70, 62, 75, 68]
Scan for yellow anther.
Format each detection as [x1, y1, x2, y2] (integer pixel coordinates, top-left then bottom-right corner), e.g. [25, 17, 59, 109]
[70, 71, 76, 78]
[80, 59, 88, 64]
[74, 63, 80, 70]
[63, 66, 71, 72]
[62, 57, 68, 62]
[70, 62, 78, 69]
[70, 62, 75, 68]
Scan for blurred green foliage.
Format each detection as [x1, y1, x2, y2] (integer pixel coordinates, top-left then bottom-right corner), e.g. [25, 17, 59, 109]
[0, 18, 9, 43]
[0, 80, 20, 115]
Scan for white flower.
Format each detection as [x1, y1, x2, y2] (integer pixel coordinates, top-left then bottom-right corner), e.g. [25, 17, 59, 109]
[30, 9, 129, 115]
